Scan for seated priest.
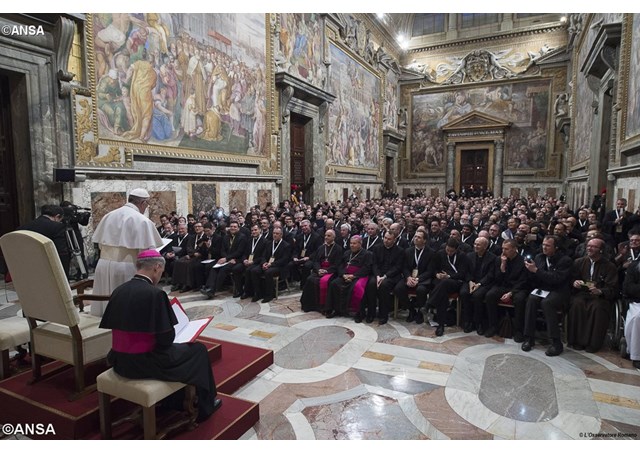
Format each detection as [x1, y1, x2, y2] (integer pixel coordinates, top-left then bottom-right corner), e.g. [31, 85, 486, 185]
[99, 250, 221, 422]
[300, 229, 343, 313]
[235, 224, 267, 300]
[568, 238, 619, 353]
[522, 235, 573, 357]
[201, 220, 248, 298]
[358, 230, 403, 325]
[287, 219, 322, 289]
[325, 235, 373, 319]
[393, 229, 435, 325]
[428, 238, 470, 337]
[249, 226, 292, 303]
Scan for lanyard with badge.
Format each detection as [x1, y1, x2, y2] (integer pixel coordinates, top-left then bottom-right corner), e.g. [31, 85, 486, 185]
[301, 234, 310, 257]
[269, 239, 282, 264]
[412, 247, 424, 278]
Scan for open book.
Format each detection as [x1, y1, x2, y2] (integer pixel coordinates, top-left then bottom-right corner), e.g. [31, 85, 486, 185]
[170, 298, 213, 343]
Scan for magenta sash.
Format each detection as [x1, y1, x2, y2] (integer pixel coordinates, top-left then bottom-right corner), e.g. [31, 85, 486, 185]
[345, 265, 368, 312]
[319, 272, 333, 306]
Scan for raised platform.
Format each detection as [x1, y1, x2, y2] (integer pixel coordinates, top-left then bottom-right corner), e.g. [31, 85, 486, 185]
[0, 337, 273, 439]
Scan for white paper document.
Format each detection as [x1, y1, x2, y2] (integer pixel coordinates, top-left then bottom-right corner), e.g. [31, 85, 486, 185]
[171, 298, 213, 343]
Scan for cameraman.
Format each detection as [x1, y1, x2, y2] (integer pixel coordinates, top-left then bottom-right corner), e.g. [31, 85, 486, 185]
[61, 200, 91, 280]
[19, 204, 71, 278]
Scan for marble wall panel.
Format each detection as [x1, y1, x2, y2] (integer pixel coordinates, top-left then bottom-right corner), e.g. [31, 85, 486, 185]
[90, 191, 126, 228]
[190, 183, 218, 217]
[148, 191, 176, 226]
[228, 189, 248, 215]
[258, 189, 273, 210]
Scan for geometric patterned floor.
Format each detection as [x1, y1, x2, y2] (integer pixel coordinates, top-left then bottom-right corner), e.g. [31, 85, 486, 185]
[2, 281, 639, 440]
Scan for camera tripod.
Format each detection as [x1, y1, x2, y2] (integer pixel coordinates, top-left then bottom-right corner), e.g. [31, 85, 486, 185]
[64, 226, 88, 280]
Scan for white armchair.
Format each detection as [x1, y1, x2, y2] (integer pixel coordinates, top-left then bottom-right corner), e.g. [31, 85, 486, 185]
[0, 230, 112, 398]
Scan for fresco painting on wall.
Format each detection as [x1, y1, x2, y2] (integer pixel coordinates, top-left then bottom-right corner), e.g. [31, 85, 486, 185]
[572, 35, 595, 166]
[411, 79, 551, 173]
[278, 13, 325, 88]
[91, 13, 268, 157]
[624, 14, 640, 145]
[327, 42, 381, 171]
[190, 183, 217, 216]
[383, 69, 399, 131]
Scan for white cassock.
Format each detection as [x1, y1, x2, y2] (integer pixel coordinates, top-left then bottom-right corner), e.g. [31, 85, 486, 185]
[91, 202, 162, 315]
[625, 302, 640, 360]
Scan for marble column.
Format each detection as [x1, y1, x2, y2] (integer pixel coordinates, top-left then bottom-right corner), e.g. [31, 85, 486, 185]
[493, 139, 504, 197]
[446, 141, 455, 191]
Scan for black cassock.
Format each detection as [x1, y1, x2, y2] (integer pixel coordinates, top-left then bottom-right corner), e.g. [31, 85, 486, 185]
[100, 275, 218, 421]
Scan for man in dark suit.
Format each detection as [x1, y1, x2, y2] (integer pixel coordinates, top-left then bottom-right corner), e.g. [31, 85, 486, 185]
[237, 224, 267, 300]
[483, 239, 529, 340]
[604, 198, 640, 246]
[19, 204, 71, 278]
[358, 231, 403, 325]
[393, 230, 435, 325]
[287, 219, 322, 289]
[428, 238, 470, 336]
[487, 223, 504, 256]
[250, 227, 291, 303]
[201, 221, 248, 298]
[460, 237, 497, 333]
[522, 235, 574, 356]
[427, 219, 447, 251]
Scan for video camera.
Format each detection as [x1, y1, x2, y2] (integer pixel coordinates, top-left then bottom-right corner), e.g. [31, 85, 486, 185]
[61, 203, 91, 226]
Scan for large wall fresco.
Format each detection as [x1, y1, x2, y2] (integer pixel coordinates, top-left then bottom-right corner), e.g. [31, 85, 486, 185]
[327, 42, 381, 172]
[623, 14, 640, 145]
[572, 16, 596, 166]
[383, 69, 399, 131]
[90, 13, 268, 158]
[411, 79, 552, 173]
[278, 13, 325, 88]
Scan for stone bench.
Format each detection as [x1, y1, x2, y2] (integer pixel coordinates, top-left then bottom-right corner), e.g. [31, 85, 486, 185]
[0, 316, 30, 380]
[96, 368, 197, 439]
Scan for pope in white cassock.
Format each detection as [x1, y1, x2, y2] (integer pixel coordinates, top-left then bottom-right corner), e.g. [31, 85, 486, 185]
[91, 188, 163, 315]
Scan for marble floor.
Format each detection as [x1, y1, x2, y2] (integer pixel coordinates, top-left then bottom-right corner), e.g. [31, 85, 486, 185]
[2, 279, 640, 440]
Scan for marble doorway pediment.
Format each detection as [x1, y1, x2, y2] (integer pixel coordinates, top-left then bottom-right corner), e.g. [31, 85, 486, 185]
[441, 111, 512, 132]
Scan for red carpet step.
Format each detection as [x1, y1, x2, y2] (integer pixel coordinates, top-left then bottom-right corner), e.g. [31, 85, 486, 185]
[0, 337, 272, 439]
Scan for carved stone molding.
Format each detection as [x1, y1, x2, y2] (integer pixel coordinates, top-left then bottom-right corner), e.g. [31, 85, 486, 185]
[54, 17, 76, 98]
[442, 49, 518, 85]
[275, 72, 336, 126]
[280, 85, 294, 125]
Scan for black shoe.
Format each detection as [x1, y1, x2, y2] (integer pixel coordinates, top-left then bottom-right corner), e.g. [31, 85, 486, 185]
[571, 344, 585, 351]
[378, 318, 388, 325]
[521, 339, 534, 352]
[232, 292, 241, 298]
[171, 284, 182, 292]
[484, 327, 497, 338]
[200, 287, 213, 296]
[197, 398, 223, 423]
[406, 310, 416, 323]
[354, 314, 363, 323]
[463, 322, 473, 333]
[366, 316, 374, 324]
[326, 311, 336, 319]
[415, 311, 424, 324]
[435, 325, 444, 337]
[633, 360, 640, 370]
[251, 297, 260, 302]
[262, 298, 273, 304]
[585, 346, 598, 353]
[179, 286, 192, 293]
[241, 293, 251, 299]
[513, 332, 524, 343]
[545, 342, 564, 357]
[476, 326, 485, 336]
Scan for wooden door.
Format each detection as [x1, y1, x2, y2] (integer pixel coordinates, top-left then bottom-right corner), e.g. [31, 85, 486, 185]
[459, 149, 488, 193]
[290, 119, 305, 192]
